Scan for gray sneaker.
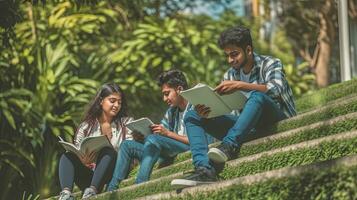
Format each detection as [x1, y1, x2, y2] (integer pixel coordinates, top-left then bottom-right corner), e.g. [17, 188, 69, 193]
[82, 187, 96, 199]
[58, 190, 74, 200]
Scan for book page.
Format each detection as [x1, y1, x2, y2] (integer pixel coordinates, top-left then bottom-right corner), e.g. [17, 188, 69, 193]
[180, 84, 231, 118]
[218, 91, 247, 111]
[59, 141, 82, 158]
[126, 117, 154, 137]
[59, 135, 112, 161]
[79, 135, 112, 156]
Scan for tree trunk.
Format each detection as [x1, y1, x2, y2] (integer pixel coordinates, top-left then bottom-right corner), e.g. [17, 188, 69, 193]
[315, 0, 335, 87]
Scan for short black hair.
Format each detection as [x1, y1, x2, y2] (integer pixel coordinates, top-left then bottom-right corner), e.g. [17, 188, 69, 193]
[157, 69, 188, 90]
[218, 26, 253, 50]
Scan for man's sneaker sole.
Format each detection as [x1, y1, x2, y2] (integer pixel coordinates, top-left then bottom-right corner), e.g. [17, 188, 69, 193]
[208, 147, 228, 163]
[171, 179, 215, 188]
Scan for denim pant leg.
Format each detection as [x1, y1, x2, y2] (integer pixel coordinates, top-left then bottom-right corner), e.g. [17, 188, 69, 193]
[107, 140, 143, 191]
[136, 134, 190, 183]
[59, 152, 93, 191]
[184, 110, 238, 168]
[223, 91, 286, 147]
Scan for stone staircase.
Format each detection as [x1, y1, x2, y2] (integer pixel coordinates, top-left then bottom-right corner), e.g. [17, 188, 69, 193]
[47, 79, 357, 200]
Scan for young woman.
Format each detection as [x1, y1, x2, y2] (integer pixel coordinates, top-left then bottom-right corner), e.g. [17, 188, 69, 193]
[58, 83, 133, 200]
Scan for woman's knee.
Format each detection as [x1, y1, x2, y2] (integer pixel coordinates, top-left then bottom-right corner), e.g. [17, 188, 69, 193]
[98, 146, 117, 159]
[60, 151, 77, 162]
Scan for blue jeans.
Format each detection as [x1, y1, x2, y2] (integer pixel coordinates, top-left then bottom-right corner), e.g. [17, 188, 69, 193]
[184, 91, 286, 169]
[107, 134, 190, 191]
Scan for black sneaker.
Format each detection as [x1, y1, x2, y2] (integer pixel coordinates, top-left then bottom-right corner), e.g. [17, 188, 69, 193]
[208, 143, 240, 163]
[171, 167, 217, 188]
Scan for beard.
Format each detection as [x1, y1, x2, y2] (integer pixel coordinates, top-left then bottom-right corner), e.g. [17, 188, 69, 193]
[231, 51, 248, 70]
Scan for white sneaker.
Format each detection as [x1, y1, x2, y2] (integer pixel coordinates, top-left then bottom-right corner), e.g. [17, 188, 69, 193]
[208, 147, 228, 163]
[82, 187, 96, 199]
[58, 190, 74, 200]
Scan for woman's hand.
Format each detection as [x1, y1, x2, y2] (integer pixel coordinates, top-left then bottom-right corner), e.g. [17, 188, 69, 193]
[151, 124, 170, 136]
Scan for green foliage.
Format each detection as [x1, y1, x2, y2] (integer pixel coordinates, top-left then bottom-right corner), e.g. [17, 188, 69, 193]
[0, 2, 114, 199]
[107, 17, 226, 117]
[285, 62, 316, 97]
[22, 191, 40, 200]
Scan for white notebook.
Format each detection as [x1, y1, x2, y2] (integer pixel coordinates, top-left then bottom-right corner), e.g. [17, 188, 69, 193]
[180, 83, 247, 118]
[126, 117, 154, 137]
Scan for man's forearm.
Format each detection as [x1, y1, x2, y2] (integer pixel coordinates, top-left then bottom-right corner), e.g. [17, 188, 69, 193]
[167, 131, 189, 144]
[239, 82, 267, 93]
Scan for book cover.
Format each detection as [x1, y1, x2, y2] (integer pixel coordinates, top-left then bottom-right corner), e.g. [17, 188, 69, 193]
[58, 135, 112, 161]
[180, 83, 247, 118]
[126, 117, 154, 137]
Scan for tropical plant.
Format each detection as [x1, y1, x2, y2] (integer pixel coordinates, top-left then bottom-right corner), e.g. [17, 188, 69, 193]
[285, 62, 316, 97]
[104, 17, 227, 118]
[0, 1, 118, 199]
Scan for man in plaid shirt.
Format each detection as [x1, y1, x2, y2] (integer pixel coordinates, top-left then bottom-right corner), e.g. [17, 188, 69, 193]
[171, 26, 297, 188]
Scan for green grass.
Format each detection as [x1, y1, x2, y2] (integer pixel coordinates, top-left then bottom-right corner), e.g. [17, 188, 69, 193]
[295, 78, 357, 112]
[173, 164, 357, 200]
[100, 136, 357, 200]
[275, 98, 357, 133]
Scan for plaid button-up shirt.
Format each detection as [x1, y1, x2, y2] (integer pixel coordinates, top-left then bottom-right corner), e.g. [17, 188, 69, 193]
[223, 52, 297, 118]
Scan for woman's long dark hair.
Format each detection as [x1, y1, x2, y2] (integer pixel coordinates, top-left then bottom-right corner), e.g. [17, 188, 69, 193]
[75, 83, 128, 138]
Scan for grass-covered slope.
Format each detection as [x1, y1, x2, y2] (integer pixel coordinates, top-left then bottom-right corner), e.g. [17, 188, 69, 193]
[295, 78, 357, 112]
[165, 155, 357, 200]
[96, 130, 357, 199]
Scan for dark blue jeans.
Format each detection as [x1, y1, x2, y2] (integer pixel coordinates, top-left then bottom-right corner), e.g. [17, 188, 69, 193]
[107, 134, 190, 191]
[184, 91, 286, 169]
[58, 147, 116, 192]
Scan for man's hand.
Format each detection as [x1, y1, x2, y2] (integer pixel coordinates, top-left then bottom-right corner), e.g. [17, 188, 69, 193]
[151, 124, 170, 136]
[132, 131, 145, 142]
[80, 149, 97, 168]
[214, 81, 242, 95]
[194, 104, 211, 118]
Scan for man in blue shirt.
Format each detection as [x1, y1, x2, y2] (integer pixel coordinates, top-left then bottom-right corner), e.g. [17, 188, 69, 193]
[107, 69, 213, 191]
[171, 26, 296, 187]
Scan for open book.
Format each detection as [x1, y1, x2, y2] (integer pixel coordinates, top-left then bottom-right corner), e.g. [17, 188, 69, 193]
[58, 135, 113, 160]
[126, 117, 154, 137]
[180, 83, 247, 118]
